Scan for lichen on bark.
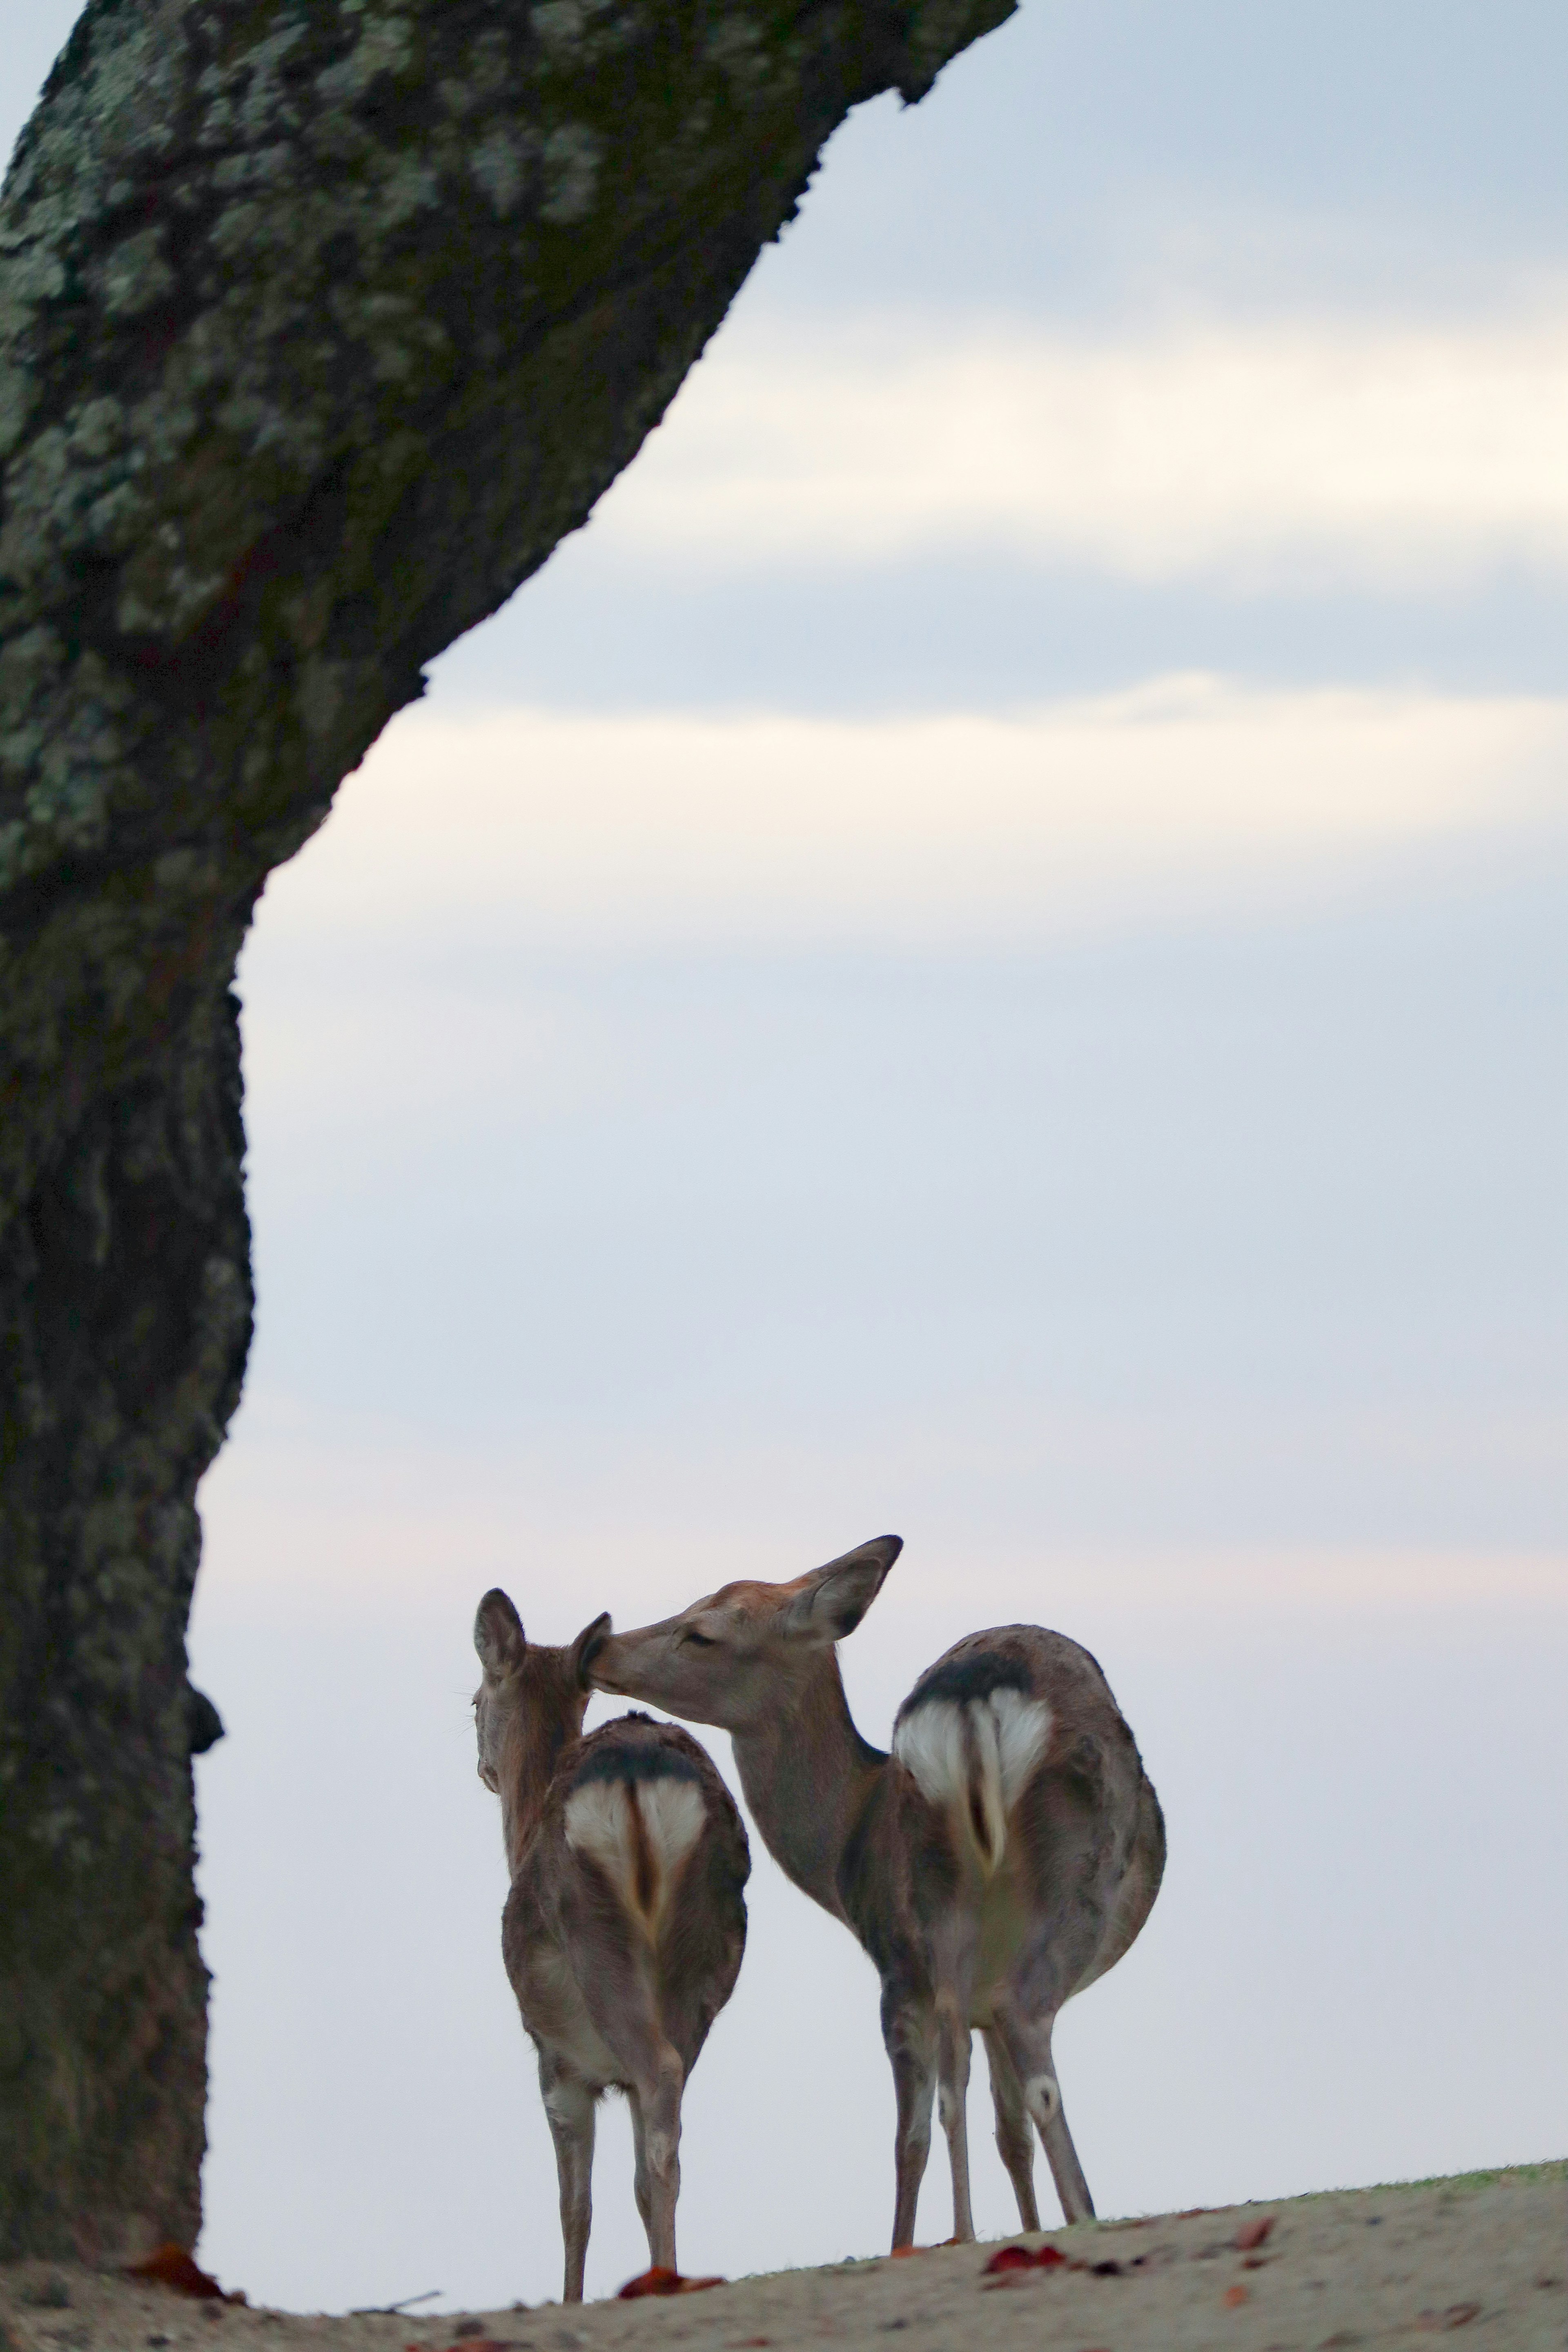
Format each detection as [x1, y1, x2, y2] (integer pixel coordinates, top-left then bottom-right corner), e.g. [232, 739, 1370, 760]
[0, 0, 1012, 2261]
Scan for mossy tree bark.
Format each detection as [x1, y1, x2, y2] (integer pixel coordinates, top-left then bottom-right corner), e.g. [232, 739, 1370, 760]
[0, 0, 1011, 2268]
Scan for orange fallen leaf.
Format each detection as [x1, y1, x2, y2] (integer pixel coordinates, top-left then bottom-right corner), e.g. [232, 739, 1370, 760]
[1415, 2306, 1481, 2332]
[1234, 2216, 1275, 2251]
[617, 2268, 725, 2300]
[125, 2246, 242, 2303]
[1223, 2284, 1250, 2308]
[982, 2244, 1067, 2275]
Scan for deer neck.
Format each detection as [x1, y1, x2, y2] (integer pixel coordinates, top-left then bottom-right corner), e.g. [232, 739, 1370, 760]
[499, 1711, 575, 1881]
[730, 1652, 887, 1922]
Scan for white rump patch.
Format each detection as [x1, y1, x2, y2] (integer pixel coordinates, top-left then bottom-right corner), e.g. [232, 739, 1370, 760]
[892, 1700, 971, 1812]
[986, 1687, 1055, 1810]
[637, 1779, 709, 1873]
[893, 1688, 1053, 1872]
[564, 1777, 707, 1934]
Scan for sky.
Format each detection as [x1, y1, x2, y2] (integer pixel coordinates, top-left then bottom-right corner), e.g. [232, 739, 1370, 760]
[5, 0, 1566, 2316]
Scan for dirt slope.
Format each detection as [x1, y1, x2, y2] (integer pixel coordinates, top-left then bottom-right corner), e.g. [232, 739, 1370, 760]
[3, 2163, 1563, 2352]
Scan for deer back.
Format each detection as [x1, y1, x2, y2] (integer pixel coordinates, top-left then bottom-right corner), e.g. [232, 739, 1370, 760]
[507, 1713, 749, 2076]
[889, 1625, 1163, 1997]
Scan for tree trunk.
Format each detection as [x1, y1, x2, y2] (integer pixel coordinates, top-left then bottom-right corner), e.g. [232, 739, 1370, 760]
[0, 0, 1011, 2266]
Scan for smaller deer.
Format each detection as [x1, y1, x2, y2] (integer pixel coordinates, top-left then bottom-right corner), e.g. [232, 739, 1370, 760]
[472, 1589, 749, 2302]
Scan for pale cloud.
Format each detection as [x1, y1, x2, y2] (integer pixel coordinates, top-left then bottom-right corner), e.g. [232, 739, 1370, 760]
[198, 1403, 1568, 1617]
[258, 677, 1568, 954]
[589, 313, 1568, 585]
[236, 982, 614, 1152]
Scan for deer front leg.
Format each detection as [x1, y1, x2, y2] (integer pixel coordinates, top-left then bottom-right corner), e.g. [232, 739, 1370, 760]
[981, 2026, 1039, 2234]
[883, 1992, 936, 2250]
[539, 2055, 597, 2302]
[934, 1994, 975, 2243]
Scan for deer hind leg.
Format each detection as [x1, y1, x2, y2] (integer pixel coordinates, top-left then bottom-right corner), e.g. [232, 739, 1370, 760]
[539, 2054, 597, 2303]
[982, 2026, 1039, 2233]
[883, 1993, 937, 2251]
[629, 2041, 686, 2274]
[627, 2085, 654, 2240]
[993, 2011, 1094, 2224]
[935, 1994, 975, 2243]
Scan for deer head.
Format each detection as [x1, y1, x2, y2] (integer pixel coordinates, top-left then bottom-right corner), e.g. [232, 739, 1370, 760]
[588, 1535, 902, 1731]
[472, 1588, 610, 1870]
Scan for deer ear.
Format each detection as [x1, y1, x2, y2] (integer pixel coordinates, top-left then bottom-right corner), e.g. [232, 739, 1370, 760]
[474, 1588, 527, 1678]
[569, 1611, 611, 1690]
[783, 1536, 902, 1644]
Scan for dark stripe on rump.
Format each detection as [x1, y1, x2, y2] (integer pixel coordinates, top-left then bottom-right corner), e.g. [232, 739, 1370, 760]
[569, 1742, 704, 1792]
[897, 1651, 1032, 1718]
[627, 1785, 657, 1913]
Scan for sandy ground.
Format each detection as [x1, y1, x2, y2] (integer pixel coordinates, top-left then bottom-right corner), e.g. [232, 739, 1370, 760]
[3, 2164, 1563, 2352]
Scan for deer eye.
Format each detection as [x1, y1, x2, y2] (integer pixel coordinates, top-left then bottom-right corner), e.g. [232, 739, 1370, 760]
[682, 1628, 717, 1648]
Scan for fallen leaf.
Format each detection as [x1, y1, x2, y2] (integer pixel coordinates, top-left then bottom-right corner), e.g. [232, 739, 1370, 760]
[730, 2338, 773, 2347]
[982, 2244, 1067, 2275]
[125, 2247, 242, 2303]
[1223, 2284, 1251, 2308]
[617, 2268, 725, 2299]
[1234, 2217, 1276, 2252]
[1414, 2307, 1481, 2332]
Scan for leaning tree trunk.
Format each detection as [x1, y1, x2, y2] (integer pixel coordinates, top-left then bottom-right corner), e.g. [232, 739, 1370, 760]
[0, 0, 1010, 2262]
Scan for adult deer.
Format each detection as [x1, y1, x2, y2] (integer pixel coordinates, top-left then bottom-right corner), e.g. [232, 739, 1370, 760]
[473, 1590, 749, 2301]
[586, 1537, 1163, 2248]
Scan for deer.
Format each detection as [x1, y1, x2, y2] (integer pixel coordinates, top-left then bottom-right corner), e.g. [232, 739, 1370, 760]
[472, 1589, 750, 2302]
[583, 1535, 1164, 2251]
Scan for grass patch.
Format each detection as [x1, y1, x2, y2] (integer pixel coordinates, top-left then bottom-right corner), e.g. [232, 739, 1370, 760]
[1352, 2158, 1568, 2195]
